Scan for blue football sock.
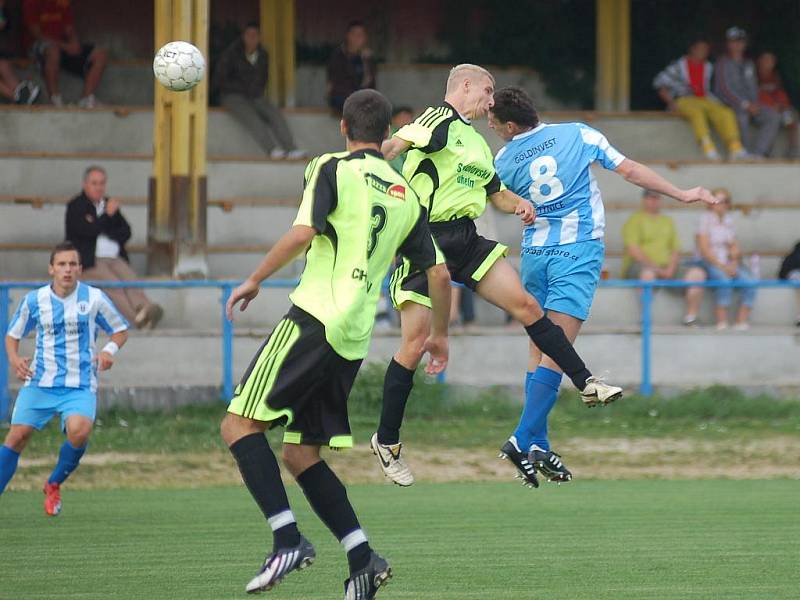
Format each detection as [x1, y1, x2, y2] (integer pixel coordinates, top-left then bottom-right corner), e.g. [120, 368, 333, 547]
[48, 441, 86, 485]
[513, 367, 563, 452]
[0, 445, 21, 495]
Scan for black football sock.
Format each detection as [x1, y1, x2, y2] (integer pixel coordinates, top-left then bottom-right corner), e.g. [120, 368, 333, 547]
[296, 461, 372, 574]
[377, 358, 415, 445]
[525, 316, 592, 391]
[229, 432, 301, 551]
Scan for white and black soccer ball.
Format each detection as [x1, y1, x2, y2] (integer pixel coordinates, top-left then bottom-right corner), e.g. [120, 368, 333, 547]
[153, 41, 205, 92]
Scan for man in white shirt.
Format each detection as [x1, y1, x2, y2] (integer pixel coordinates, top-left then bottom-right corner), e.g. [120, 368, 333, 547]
[65, 165, 163, 328]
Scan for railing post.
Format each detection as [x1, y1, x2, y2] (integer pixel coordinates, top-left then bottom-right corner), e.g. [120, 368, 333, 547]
[0, 287, 10, 421]
[639, 283, 653, 396]
[221, 285, 234, 402]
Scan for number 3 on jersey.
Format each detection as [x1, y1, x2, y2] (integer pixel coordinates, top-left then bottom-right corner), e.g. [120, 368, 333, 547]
[528, 156, 564, 205]
[367, 204, 387, 258]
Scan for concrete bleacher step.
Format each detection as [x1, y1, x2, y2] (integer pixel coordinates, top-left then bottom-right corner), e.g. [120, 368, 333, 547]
[1, 105, 796, 161]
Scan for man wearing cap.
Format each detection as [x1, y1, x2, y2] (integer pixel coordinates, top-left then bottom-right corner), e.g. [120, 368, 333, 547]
[714, 26, 781, 158]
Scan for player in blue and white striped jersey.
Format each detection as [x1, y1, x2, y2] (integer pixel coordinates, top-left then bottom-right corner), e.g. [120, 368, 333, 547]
[489, 87, 717, 483]
[0, 242, 128, 514]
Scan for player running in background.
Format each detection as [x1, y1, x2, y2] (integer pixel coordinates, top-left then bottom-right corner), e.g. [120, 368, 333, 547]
[488, 86, 717, 482]
[221, 89, 450, 599]
[371, 64, 622, 489]
[0, 242, 128, 513]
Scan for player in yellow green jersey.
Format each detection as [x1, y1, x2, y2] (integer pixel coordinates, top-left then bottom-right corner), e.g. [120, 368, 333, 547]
[370, 64, 622, 489]
[220, 90, 451, 600]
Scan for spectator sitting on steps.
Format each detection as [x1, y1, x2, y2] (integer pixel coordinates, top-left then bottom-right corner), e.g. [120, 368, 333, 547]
[65, 165, 163, 329]
[0, 0, 39, 104]
[214, 22, 305, 160]
[714, 27, 781, 158]
[622, 190, 707, 326]
[653, 36, 747, 161]
[694, 187, 756, 331]
[756, 51, 799, 159]
[23, 0, 107, 108]
[326, 20, 376, 116]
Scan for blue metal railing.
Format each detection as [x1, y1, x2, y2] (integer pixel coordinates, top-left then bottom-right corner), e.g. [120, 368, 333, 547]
[1, 278, 798, 419]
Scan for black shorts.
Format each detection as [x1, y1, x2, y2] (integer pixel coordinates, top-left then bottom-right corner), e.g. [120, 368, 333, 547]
[227, 305, 362, 449]
[390, 216, 508, 308]
[34, 41, 95, 78]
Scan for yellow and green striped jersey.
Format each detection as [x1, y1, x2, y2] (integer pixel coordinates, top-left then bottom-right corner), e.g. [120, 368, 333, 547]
[290, 149, 441, 360]
[395, 102, 504, 223]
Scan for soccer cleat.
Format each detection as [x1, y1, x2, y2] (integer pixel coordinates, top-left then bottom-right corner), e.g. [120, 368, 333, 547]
[580, 376, 623, 407]
[529, 445, 572, 483]
[370, 433, 414, 487]
[245, 536, 316, 594]
[498, 439, 539, 489]
[344, 552, 392, 600]
[43, 482, 62, 516]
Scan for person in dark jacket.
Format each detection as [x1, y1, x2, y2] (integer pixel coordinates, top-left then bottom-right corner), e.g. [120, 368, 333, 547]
[214, 22, 304, 159]
[326, 20, 376, 115]
[778, 241, 800, 327]
[65, 165, 162, 329]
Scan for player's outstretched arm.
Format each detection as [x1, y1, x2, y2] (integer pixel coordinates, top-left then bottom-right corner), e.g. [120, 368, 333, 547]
[488, 189, 536, 224]
[381, 136, 412, 161]
[422, 263, 451, 374]
[226, 225, 316, 320]
[5, 336, 32, 381]
[97, 330, 129, 371]
[615, 159, 718, 205]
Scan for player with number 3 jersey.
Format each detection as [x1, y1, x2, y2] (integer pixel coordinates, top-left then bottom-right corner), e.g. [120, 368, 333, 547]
[489, 86, 717, 481]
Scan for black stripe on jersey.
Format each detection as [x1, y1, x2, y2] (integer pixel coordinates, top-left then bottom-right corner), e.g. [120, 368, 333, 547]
[418, 106, 447, 128]
[310, 158, 340, 232]
[303, 157, 320, 189]
[412, 158, 440, 219]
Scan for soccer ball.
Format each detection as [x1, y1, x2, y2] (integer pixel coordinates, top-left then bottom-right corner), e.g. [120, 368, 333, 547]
[153, 41, 205, 92]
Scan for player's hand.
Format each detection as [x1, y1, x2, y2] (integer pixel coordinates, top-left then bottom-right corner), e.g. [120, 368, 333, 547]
[105, 198, 120, 216]
[680, 187, 717, 205]
[226, 278, 260, 320]
[11, 356, 32, 381]
[422, 334, 448, 375]
[515, 200, 536, 225]
[96, 351, 114, 371]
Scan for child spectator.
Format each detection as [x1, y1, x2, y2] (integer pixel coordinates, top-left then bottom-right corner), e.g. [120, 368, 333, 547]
[653, 37, 746, 161]
[756, 51, 799, 159]
[23, 0, 107, 107]
[695, 188, 757, 330]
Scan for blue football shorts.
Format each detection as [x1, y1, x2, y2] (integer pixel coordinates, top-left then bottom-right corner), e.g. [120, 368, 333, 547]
[520, 239, 605, 321]
[11, 386, 97, 431]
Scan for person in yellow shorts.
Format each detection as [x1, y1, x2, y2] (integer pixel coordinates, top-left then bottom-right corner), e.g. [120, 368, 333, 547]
[654, 37, 748, 161]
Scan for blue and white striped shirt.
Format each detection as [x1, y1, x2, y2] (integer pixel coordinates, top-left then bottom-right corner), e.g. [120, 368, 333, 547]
[494, 122, 626, 247]
[7, 282, 128, 392]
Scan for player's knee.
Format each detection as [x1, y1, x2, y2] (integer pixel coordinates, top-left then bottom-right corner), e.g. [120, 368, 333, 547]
[66, 422, 93, 447]
[511, 293, 544, 324]
[4, 428, 33, 452]
[220, 413, 241, 446]
[396, 337, 425, 368]
[282, 445, 318, 477]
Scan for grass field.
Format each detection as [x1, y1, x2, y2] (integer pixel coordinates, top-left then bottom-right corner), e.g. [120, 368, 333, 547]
[2, 481, 799, 599]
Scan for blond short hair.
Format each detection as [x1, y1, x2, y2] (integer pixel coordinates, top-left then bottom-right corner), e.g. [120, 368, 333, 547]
[446, 64, 495, 93]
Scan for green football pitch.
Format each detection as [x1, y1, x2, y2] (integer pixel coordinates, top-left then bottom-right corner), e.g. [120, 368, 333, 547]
[2, 480, 798, 599]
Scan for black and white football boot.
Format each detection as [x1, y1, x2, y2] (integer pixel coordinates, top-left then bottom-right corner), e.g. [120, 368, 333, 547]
[245, 536, 316, 593]
[343, 551, 392, 600]
[499, 438, 539, 489]
[529, 444, 572, 483]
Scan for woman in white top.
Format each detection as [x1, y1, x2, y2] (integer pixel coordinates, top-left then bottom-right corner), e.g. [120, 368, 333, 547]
[695, 187, 757, 329]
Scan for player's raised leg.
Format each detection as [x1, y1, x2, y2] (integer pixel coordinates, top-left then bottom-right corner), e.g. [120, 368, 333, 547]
[372, 301, 431, 487]
[0, 425, 35, 496]
[476, 258, 622, 403]
[284, 444, 392, 599]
